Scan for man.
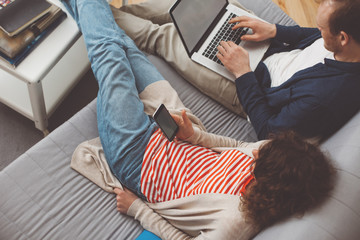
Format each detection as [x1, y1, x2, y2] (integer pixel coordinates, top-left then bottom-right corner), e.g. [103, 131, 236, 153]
[112, 0, 360, 140]
[218, 0, 360, 140]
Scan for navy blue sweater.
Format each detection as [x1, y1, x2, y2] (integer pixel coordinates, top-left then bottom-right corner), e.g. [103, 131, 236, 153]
[235, 25, 360, 140]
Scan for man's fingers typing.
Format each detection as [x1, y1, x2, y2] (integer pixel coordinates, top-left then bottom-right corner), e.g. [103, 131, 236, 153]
[227, 41, 237, 47]
[220, 41, 232, 51]
[217, 44, 226, 55]
[241, 34, 258, 41]
[229, 15, 252, 24]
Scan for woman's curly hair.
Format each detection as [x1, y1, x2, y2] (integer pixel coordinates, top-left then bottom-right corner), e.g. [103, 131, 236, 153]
[241, 131, 336, 229]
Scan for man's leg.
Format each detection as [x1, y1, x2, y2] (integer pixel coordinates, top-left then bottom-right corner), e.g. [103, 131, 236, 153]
[111, 0, 248, 116]
[119, 0, 174, 25]
[61, 0, 163, 198]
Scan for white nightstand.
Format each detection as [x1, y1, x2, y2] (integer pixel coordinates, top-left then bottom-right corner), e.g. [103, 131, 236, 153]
[0, 0, 90, 135]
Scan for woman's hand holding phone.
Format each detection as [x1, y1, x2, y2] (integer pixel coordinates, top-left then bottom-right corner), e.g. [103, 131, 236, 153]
[171, 110, 194, 140]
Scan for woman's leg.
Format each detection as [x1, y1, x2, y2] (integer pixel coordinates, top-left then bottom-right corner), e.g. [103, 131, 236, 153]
[61, 0, 164, 198]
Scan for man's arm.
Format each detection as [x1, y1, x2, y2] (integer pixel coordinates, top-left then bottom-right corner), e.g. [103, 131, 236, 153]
[230, 16, 320, 48]
[274, 24, 321, 46]
[235, 71, 323, 139]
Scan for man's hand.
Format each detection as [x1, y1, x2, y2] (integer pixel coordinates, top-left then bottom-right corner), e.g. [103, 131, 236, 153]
[171, 110, 194, 140]
[114, 187, 138, 214]
[217, 41, 251, 78]
[229, 16, 276, 42]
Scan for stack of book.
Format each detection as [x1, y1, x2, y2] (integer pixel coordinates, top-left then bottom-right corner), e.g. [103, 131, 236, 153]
[0, 0, 67, 68]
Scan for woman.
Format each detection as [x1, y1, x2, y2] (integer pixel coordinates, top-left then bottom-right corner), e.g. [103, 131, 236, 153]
[114, 131, 335, 239]
[64, 0, 335, 239]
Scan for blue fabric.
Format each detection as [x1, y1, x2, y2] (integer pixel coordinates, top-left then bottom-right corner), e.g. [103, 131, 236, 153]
[236, 25, 360, 139]
[62, 0, 163, 199]
[136, 230, 161, 240]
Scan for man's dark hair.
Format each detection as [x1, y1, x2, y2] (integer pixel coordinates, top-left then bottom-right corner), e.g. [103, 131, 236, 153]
[328, 0, 360, 43]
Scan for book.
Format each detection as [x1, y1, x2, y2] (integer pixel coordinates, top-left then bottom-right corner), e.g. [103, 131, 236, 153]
[0, 24, 36, 59]
[0, 5, 67, 68]
[0, 0, 52, 36]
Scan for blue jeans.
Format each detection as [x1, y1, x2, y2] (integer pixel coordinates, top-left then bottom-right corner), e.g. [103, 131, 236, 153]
[62, 0, 164, 199]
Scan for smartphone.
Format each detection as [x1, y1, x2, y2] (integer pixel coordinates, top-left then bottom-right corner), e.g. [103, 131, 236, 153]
[153, 104, 179, 141]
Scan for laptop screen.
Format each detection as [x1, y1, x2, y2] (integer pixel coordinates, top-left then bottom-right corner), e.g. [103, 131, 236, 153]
[170, 0, 227, 55]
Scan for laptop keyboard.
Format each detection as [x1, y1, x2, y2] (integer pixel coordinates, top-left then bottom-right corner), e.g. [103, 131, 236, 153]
[202, 13, 248, 65]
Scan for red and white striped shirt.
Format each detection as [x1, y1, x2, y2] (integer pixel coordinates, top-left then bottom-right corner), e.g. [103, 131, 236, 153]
[141, 130, 254, 203]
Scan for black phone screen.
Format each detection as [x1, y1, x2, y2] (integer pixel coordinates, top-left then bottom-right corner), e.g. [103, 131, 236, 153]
[153, 104, 179, 141]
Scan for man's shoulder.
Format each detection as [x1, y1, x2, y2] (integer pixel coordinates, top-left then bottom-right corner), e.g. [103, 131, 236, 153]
[324, 59, 360, 75]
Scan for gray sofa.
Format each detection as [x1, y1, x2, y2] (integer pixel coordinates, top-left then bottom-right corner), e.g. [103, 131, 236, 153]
[1, 0, 359, 239]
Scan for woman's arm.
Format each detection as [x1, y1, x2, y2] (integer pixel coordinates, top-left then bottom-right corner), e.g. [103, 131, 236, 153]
[129, 200, 197, 240]
[184, 127, 254, 149]
[115, 188, 198, 240]
[172, 110, 253, 149]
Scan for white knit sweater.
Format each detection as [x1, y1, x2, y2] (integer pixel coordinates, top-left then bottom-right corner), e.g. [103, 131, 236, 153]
[71, 80, 265, 239]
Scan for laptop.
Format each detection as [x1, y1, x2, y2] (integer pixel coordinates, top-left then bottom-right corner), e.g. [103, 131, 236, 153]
[169, 0, 270, 81]
[0, 0, 52, 36]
